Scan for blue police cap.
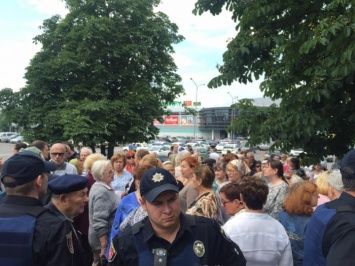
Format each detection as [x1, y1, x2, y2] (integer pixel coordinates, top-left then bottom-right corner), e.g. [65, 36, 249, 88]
[340, 149, 355, 180]
[1, 151, 56, 188]
[48, 174, 88, 194]
[140, 168, 179, 203]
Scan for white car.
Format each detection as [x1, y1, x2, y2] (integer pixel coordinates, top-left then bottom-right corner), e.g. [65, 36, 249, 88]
[216, 142, 228, 153]
[148, 145, 171, 157]
[289, 148, 305, 157]
[196, 140, 211, 151]
[258, 143, 271, 151]
[9, 135, 24, 143]
[222, 144, 239, 155]
[186, 142, 203, 148]
[0, 132, 18, 142]
[123, 143, 148, 152]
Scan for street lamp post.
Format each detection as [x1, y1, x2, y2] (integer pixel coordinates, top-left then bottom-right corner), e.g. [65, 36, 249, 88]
[228, 92, 238, 140]
[190, 78, 204, 141]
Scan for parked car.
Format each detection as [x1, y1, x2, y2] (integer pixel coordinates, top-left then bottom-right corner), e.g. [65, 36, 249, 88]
[186, 142, 203, 148]
[222, 144, 239, 155]
[258, 143, 271, 151]
[196, 140, 210, 151]
[216, 142, 228, 153]
[152, 141, 170, 146]
[148, 145, 171, 157]
[9, 135, 24, 144]
[240, 141, 257, 153]
[289, 148, 305, 157]
[192, 147, 209, 162]
[122, 142, 149, 152]
[0, 132, 18, 142]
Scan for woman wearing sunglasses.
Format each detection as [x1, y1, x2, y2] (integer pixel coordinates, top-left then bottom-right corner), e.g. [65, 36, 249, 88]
[124, 150, 136, 175]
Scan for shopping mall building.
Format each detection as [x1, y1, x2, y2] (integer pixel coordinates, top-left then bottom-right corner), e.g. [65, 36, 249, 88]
[155, 98, 279, 140]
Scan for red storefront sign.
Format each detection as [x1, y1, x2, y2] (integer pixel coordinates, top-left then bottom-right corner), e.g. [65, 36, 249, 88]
[164, 115, 179, 125]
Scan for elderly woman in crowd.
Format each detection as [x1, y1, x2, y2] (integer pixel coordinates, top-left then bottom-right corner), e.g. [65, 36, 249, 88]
[74, 153, 106, 265]
[326, 170, 343, 200]
[313, 171, 331, 208]
[89, 159, 120, 265]
[277, 182, 318, 266]
[186, 165, 224, 225]
[179, 156, 200, 213]
[223, 177, 293, 265]
[220, 183, 245, 219]
[162, 160, 184, 191]
[226, 159, 250, 184]
[69, 147, 92, 175]
[124, 150, 136, 175]
[110, 153, 133, 198]
[263, 160, 289, 218]
[174, 150, 191, 184]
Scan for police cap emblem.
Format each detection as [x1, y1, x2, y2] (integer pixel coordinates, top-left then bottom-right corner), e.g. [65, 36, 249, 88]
[152, 173, 164, 182]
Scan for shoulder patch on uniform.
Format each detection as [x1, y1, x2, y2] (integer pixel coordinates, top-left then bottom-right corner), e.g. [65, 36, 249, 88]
[66, 231, 74, 254]
[108, 242, 117, 262]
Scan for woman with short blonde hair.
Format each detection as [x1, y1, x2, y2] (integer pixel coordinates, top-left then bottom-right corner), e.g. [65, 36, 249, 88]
[226, 159, 251, 183]
[89, 160, 120, 266]
[313, 171, 331, 207]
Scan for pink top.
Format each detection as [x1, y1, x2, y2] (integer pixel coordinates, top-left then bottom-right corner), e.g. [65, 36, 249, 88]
[314, 194, 330, 210]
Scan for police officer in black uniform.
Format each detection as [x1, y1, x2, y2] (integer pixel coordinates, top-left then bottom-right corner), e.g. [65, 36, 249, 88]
[108, 168, 246, 266]
[0, 151, 83, 265]
[46, 174, 89, 266]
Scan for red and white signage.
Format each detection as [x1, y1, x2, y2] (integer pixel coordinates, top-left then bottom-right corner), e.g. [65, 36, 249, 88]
[164, 115, 179, 125]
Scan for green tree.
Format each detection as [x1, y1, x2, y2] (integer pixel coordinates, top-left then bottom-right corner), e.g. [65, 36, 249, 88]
[194, 0, 355, 162]
[0, 88, 23, 132]
[14, 0, 184, 156]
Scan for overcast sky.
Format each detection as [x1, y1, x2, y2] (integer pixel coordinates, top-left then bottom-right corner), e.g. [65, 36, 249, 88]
[0, 0, 264, 108]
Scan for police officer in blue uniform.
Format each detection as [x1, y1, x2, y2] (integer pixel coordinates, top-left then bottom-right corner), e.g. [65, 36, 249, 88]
[46, 174, 89, 266]
[108, 168, 246, 266]
[0, 151, 83, 265]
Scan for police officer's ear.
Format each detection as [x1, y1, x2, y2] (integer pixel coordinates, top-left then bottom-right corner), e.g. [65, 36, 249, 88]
[240, 194, 246, 205]
[139, 196, 148, 211]
[35, 174, 44, 188]
[135, 180, 140, 190]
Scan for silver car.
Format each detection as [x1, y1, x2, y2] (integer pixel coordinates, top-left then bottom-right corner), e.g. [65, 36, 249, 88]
[193, 147, 209, 161]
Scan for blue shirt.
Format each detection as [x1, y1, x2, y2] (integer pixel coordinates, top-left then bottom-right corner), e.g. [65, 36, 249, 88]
[110, 169, 132, 193]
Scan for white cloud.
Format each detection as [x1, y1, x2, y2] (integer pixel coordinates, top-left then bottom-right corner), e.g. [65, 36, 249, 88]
[17, 0, 68, 17]
[1, 0, 264, 106]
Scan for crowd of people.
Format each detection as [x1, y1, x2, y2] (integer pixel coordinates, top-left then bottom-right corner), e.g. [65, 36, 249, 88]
[0, 140, 354, 265]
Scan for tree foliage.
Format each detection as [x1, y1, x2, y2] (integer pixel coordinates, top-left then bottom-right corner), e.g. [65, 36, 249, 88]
[4, 0, 184, 149]
[194, 0, 355, 162]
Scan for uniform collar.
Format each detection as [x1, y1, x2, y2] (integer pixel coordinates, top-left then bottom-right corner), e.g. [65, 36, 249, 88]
[142, 213, 193, 243]
[46, 201, 74, 222]
[4, 195, 42, 206]
[339, 191, 355, 207]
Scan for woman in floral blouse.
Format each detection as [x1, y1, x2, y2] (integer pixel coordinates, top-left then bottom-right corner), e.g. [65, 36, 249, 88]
[186, 165, 224, 225]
